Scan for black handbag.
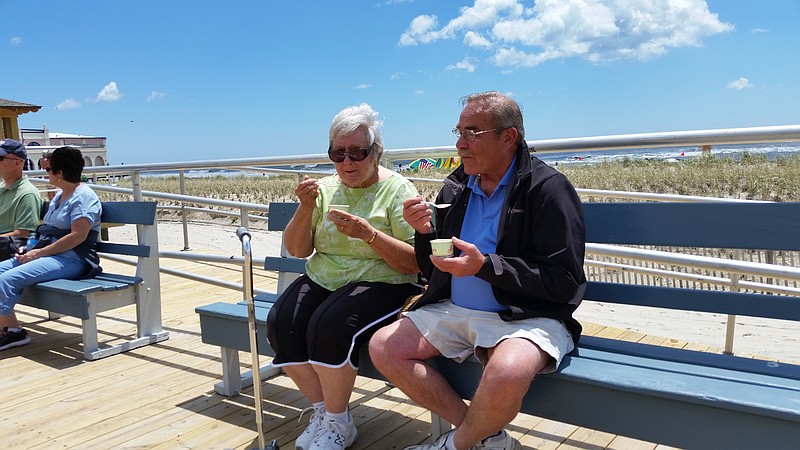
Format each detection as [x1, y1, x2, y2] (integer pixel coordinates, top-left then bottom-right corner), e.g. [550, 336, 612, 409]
[0, 236, 29, 261]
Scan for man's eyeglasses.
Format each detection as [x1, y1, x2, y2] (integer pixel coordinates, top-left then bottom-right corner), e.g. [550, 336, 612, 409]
[328, 144, 374, 163]
[452, 128, 499, 142]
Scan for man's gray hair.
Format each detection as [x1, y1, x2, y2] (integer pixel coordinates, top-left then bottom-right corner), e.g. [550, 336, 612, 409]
[461, 91, 525, 145]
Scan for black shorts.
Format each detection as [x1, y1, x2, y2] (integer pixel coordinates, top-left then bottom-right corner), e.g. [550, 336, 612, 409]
[266, 275, 420, 368]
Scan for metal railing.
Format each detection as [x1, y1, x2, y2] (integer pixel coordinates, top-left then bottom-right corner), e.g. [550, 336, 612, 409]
[26, 124, 800, 356]
[25, 123, 800, 181]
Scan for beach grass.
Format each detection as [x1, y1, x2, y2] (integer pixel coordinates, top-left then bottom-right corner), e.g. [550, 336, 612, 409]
[560, 153, 800, 202]
[104, 153, 800, 217]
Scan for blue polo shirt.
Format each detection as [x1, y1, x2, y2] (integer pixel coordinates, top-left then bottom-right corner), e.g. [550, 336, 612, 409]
[451, 161, 516, 311]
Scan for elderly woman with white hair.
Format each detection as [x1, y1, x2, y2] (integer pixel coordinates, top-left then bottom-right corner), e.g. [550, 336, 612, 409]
[266, 104, 421, 450]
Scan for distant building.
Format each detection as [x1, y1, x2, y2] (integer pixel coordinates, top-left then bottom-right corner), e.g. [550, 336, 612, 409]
[22, 126, 108, 169]
[1, 96, 108, 170]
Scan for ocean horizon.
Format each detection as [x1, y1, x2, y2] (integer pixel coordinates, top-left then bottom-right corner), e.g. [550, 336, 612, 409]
[537, 141, 800, 166]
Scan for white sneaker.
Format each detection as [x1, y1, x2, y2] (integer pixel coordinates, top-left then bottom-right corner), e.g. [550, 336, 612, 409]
[474, 430, 521, 450]
[403, 430, 454, 450]
[403, 429, 520, 450]
[308, 416, 358, 450]
[295, 406, 325, 450]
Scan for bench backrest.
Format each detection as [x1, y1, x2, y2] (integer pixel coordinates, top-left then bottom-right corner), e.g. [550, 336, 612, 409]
[267, 202, 299, 232]
[583, 202, 800, 322]
[584, 202, 800, 250]
[265, 202, 304, 291]
[96, 201, 158, 257]
[98, 200, 162, 334]
[262, 201, 800, 322]
[270, 201, 800, 249]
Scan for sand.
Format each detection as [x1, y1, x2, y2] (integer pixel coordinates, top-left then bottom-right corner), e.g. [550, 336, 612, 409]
[574, 302, 800, 363]
[111, 221, 800, 364]
[119, 220, 284, 257]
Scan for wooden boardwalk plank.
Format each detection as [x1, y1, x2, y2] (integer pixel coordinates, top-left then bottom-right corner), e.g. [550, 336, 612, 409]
[4, 252, 770, 449]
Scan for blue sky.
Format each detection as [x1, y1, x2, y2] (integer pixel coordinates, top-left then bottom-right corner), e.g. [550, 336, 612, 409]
[3, 0, 799, 164]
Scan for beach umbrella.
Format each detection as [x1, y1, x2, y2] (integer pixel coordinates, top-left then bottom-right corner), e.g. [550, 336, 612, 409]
[408, 158, 437, 171]
[435, 156, 460, 169]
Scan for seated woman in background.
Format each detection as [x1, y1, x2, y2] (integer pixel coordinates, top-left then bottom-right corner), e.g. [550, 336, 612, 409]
[0, 146, 102, 351]
[266, 103, 420, 450]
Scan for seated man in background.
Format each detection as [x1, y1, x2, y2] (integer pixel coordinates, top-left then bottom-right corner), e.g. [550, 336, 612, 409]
[0, 139, 43, 240]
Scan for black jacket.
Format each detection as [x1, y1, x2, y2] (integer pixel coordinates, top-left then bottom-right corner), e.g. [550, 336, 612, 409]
[412, 142, 587, 343]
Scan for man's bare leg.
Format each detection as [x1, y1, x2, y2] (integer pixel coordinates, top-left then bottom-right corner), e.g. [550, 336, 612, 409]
[451, 338, 548, 449]
[370, 317, 468, 426]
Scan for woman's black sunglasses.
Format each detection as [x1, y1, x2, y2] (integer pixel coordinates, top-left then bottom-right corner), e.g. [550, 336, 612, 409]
[328, 144, 374, 163]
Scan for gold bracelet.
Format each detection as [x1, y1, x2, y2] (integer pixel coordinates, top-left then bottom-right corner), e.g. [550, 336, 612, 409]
[366, 230, 378, 244]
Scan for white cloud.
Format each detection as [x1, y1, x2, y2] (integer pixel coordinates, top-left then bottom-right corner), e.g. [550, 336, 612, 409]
[464, 31, 492, 48]
[399, 14, 441, 46]
[494, 46, 561, 67]
[446, 56, 478, 72]
[96, 81, 123, 102]
[399, 1, 524, 46]
[147, 91, 167, 102]
[10, 37, 22, 45]
[414, 90, 425, 95]
[355, 83, 372, 89]
[400, 0, 733, 68]
[55, 98, 81, 110]
[751, 28, 769, 33]
[727, 77, 753, 90]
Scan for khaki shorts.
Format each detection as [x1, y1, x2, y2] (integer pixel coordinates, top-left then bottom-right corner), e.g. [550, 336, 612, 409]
[403, 300, 574, 374]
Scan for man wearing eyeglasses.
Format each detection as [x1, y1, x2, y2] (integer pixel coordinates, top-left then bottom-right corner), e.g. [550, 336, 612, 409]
[0, 139, 43, 240]
[370, 92, 586, 450]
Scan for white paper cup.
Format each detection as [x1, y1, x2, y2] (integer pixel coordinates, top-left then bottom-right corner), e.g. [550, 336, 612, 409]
[328, 205, 351, 222]
[328, 204, 349, 213]
[430, 238, 454, 257]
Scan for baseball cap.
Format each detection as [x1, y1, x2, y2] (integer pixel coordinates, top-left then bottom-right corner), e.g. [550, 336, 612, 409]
[0, 139, 27, 160]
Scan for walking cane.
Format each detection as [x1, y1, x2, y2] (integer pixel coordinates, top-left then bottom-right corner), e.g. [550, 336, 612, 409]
[237, 227, 279, 450]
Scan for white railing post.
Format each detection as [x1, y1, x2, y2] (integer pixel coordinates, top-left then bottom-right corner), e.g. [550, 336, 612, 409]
[130, 170, 142, 201]
[724, 249, 741, 355]
[240, 207, 250, 293]
[179, 170, 191, 251]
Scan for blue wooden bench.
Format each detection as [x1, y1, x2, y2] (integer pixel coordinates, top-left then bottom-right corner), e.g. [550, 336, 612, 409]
[196, 202, 304, 395]
[19, 201, 169, 360]
[196, 201, 800, 449]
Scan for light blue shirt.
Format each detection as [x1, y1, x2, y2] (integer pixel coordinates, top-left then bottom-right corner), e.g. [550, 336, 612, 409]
[43, 184, 102, 260]
[451, 161, 516, 311]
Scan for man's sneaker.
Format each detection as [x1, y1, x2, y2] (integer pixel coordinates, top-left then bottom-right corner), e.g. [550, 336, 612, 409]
[474, 430, 521, 450]
[308, 415, 358, 450]
[0, 327, 31, 350]
[403, 430, 454, 450]
[295, 406, 326, 450]
[403, 429, 521, 450]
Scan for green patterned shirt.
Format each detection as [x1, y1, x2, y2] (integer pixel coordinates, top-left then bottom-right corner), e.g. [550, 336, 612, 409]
[306, 171, 419, 290]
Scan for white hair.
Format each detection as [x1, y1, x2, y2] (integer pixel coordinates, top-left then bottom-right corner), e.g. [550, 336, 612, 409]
[329, 103, 384, 159]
